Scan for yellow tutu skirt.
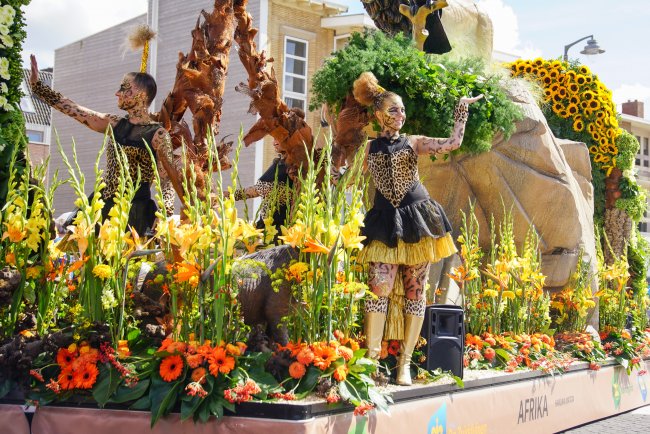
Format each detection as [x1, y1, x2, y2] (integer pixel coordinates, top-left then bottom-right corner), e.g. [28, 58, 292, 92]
[357, 232, 457, 265]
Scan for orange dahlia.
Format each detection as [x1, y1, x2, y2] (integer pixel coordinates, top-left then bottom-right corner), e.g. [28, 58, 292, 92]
[160, 355, 184, 382]
[191, 367, 207, 384]
[296, 347, 315, 365]
[289, 361, 306, 379]
[186, 353, 204, 369]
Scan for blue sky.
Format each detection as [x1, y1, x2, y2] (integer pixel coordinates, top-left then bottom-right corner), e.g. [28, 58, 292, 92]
[22, 0, 650, 116]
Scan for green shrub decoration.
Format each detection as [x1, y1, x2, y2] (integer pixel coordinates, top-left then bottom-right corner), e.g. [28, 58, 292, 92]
[311, 31, 523, 155]
[616, 130, 640, 171]
[0, 0, 31, 208]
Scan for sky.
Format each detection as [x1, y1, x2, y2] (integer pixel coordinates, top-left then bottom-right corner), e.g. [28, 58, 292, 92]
[21, 0, 650, 118]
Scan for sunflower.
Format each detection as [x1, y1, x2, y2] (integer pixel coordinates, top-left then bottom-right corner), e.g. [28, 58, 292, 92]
[75, 363, 99, 389]
[552, 93, 564, 103]
[596, 110, 606, 120]
[588, 100, 601, 110]
[538, 69, 548, 78]
[524, 65, 533, 74]
[552, 102, 564, 113]
[548, 69, 559, 80]
[550, 83, 560, 93]
[542, 76, 552, 85]
[533, 58, 544, 67]
[599, 137, 609, 147]
[566, 70, 577, 81]
[568, 83, 579, 93]
[581, 101, 589, 109]
[567, 104, 579, 116]
[558, 109, 570, 119]
[585, 76, 592, 83]
[58, 366, 76, 390]
[576, 75, 586, 85]
[569, 96, 579, 105]
[208, 347, 235, 375]
[573, 119, 584, 132]
[587, 123, 597, 134]
[289, 361, 306, 379]
[160, 355, 184, 382]
[579, 65, 590, 75]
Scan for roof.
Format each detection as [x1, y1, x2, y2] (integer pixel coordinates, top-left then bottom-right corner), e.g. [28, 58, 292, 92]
[21, 68, 53, 126]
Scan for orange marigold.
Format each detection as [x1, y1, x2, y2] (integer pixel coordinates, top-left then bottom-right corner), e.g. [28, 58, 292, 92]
[337, 346, 353, 361]
[289, 361, 307, 379]
[160, 355, 184, 382]
[186, 353, 204, 369]
[191, 367, 207, 384]
[296, 348, 315, 365]
[333, 365, 348, 382]
[208, 347, 236, 376]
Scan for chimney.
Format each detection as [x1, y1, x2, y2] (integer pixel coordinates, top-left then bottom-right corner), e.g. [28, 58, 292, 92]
[622, 100, 644, 118]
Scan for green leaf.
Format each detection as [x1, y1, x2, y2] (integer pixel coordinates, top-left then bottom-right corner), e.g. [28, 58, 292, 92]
[181, 395, 203, 421]
[149, 376, 182, 427]
[295, 365, 321, 394]
[338, 379, 353, 402]
[130, 395, 151, 410]
[92, 365, 121, 407]
[109, 379, 150, 404]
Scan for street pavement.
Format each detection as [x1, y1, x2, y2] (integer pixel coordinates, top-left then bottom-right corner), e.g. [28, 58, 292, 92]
[559, 404, 650, 433]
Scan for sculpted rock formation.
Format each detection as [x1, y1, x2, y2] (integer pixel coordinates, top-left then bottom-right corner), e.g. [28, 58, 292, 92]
[422, 80, 597, 294]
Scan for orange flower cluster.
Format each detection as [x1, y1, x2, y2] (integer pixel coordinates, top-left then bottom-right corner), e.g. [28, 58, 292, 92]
[53, 342, 100, 390]
[465, 332, 557, 372]
[279, 331, 360, 382]
[509, 58, 620, 175]
[157, 338, 246, 384]
[223, 379, 262, 404]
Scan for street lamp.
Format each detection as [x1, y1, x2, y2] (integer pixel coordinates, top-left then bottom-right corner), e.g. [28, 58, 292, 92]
[563, 35, 605, 61]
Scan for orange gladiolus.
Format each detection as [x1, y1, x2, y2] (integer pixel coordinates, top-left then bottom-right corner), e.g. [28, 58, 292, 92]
[302, 236, 330, 254]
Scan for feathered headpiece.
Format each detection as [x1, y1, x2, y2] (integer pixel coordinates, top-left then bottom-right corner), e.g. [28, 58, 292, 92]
[128, 24, 157, 73]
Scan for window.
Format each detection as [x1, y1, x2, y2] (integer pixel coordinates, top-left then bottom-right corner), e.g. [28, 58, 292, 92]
[639, 222, 648, 233]
[19, 81, 35, 113]
[645, 138, 649, 155]
[283, 37, 308, 111]
[26, 129, 44, 143]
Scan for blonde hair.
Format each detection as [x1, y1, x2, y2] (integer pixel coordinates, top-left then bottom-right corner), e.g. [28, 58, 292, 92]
[352, 72, 398, 111]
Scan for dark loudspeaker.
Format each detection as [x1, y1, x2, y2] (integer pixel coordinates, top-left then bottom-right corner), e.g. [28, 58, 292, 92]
[420, 304, 464, 378]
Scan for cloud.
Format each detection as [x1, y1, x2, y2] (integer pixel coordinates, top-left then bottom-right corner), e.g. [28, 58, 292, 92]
[477, 0, 542, 58]
[22, 0, 147, 68]
[613, 83, 650, 110]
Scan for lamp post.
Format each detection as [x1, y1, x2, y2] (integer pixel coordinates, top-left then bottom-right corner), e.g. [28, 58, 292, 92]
[563, 35, 605, 61]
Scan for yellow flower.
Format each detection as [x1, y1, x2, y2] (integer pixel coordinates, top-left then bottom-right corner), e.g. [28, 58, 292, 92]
[483, 289, 498, 298]
[340, 223, 366, 250]
[26, 266, 42, 279]
[286, 262, 309, 283]
[263, 217, 278, 244]
[279, 223, 306, 248]
[92, 264, 112, 280]
[502, 290, 516, 300]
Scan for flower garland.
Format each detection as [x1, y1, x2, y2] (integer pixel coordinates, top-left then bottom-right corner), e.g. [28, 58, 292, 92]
[509, 58, 619, 176]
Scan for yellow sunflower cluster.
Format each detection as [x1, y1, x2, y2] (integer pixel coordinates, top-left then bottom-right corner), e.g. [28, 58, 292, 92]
[509, 58, 620, 176]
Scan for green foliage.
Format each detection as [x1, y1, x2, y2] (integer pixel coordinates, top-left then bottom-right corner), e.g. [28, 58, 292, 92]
[311, 30, 523, 155]
[616, 130, 640, 171]
[0, 0, 31, 209]
[615, 175, 648, 222]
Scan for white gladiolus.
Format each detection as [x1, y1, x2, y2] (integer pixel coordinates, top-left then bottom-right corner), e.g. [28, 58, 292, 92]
[0, 82, 7, 93]
[0, 94, 14, 111]
[0, 24, 9, 36]
[101, 287, 118, 310]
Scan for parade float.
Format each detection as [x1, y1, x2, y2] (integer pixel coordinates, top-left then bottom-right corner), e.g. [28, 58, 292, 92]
[0, 1, 648, 433]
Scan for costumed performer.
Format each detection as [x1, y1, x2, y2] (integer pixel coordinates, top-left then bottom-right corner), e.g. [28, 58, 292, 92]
[230, 140, 293, 237]
[29, 52, 175, 236]
[353, 71, 482, 385]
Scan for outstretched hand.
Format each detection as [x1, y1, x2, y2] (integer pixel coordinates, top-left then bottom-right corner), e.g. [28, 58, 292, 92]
[459, 94, 484, 105]
[29, 54, 39, 85]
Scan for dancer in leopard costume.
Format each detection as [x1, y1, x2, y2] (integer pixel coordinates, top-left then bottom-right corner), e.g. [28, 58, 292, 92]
[353, 72, 482, 385]
[29, 55, 175, 236]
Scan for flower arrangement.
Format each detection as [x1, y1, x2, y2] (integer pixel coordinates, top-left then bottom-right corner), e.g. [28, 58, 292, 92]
[450, 203, 551, 337]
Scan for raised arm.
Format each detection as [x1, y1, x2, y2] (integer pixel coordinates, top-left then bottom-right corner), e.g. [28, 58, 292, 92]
[29, 55, 118, 133]
[410, 94, 483, 156]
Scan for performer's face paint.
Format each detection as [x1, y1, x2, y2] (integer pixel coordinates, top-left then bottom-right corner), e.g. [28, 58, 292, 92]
[116, 76, 146, 111]
[376, 94, 406, 135]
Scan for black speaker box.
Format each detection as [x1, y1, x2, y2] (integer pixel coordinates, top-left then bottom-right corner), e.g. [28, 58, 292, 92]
[420, 304, 464, 378]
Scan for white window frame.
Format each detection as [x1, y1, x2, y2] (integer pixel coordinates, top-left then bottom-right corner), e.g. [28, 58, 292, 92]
[282, 35, 308, 111]
[20, 81, 36, 113]
[26, 128, 45, 144]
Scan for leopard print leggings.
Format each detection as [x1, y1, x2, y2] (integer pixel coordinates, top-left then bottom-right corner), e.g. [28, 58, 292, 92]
[367, 261, 431, 300]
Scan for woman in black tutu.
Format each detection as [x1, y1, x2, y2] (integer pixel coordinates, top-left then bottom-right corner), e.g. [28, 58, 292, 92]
[353, 72, 482, 385]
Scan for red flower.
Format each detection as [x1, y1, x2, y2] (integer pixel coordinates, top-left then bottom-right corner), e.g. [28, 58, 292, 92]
[159, 355, 184, 382]
[483, 348, 496, 362]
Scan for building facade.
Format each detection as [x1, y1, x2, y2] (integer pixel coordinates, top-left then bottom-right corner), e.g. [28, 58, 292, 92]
[20, 68, 52, 165]
[47, 0, 357, 214]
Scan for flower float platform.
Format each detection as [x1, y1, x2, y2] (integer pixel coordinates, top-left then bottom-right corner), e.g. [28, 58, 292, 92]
[0, 358, 646, 434]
